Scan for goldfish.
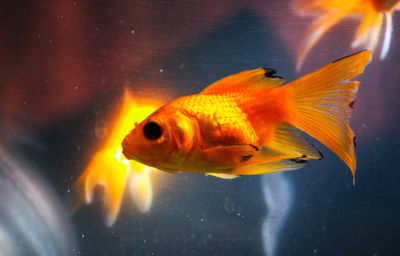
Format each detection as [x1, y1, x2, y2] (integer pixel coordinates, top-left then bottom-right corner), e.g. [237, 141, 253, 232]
[122, 50, 371, 183]
[295, 0, 400, 71]
[70, 91, 163, 226]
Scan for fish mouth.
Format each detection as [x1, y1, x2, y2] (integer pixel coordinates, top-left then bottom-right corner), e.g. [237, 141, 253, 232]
[121, 137, 136, 160]
[122, 147, 134, 160]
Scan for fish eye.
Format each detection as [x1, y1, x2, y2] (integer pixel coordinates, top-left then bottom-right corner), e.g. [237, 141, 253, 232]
[143, 120, 163, 140]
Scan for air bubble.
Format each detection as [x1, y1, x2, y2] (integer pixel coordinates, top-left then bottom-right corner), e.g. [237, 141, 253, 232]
[95, 120, 108, 138]
[224, 197, 235, 214]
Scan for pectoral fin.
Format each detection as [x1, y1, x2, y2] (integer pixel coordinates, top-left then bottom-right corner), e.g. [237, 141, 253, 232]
[199, 143, 309, 176]
[267, 122, 322, 160]
[201, 144, 259, 165]
[233, 158, 307, 175]
[68, 148, 129, 227]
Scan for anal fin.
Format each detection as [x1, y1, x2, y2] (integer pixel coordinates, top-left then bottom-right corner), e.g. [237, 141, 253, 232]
[232, 158, 307, 175]
[267, 122, 322, 160]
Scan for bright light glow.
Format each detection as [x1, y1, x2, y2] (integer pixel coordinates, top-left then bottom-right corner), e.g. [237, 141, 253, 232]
[129, 167, 153, 213]
[380, 12, 393, 60]
[71, 89, 164, 227]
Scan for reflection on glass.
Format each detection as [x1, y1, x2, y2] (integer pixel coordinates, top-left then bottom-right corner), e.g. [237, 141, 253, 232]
[0, 147, 77, 256]
[295, 0, 400, 70]
[70, 90, 164, 226]
[262, 173, 293, 256]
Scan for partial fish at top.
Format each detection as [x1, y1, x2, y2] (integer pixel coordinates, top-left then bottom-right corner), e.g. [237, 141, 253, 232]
[295, 0, 399, 71]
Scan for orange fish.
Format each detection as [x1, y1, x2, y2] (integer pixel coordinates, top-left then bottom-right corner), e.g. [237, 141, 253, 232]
[295, 0, 400, 70]
[122, 51, 371, 183]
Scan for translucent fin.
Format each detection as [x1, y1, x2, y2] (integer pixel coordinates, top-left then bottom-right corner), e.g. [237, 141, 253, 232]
[365, 13, 383, 51]
[206, 173, 240, 179]
[201, 68, 284, 94]
[205, 123, 322, 167]
[287, 50, 372, 181]
[70, 90, 161, 226]
[242, 123, 322, 166]
[129, 167, 153, 213]
[351, 6, 377, 48]
[268, 122, 322, 160]
[252, 147, 289, 163]
[294, 0, 352, 13]
[69, 148, 130, 227]
[380, 12, 393, 60]
[233, 159, 307, 175]
[297, 11, 347, 71]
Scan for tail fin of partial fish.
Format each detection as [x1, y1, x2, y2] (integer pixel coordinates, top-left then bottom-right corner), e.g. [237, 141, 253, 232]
[287, 50, 372, 183]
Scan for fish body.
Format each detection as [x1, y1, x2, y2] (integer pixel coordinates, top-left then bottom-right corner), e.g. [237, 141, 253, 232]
[171, 88, 290, 148]
[295, 0, 400, 70]
[122, 51, 371, 181]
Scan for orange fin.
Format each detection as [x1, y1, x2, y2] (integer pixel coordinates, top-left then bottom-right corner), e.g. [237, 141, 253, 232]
[364, 12, 383, 52]
[233, 158, 307, 175]
[129, 167, 153, 213]
[268, 122, 322, 160]
[69, 148, 130, 227]
[201, 68, 284, 94]
[351, 4, 377, 48]
[297, 11, 348, 71]
[200, 123, 321, 170]
[287, 50, 372, 182]
[240, 123, 321, 165]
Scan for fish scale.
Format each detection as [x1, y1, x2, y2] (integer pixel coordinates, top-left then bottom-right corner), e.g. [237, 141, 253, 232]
[172, 94, 259, 146]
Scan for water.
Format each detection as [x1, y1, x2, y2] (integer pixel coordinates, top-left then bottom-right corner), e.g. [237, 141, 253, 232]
[1, 1, 400, 255]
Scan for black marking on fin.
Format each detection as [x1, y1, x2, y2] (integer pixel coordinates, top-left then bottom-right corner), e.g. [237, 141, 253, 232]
[240, 155, 253, 162]
[290, 159, 307, 164]
[349, 100, 355, 109]
[353, 136, 357, 148]
[262, 68, 283, 79]
[249, 144, 259, 151]
[318, 151, 324, 160]
[307, 141, 323, 160]
[332, 50, 367, 63]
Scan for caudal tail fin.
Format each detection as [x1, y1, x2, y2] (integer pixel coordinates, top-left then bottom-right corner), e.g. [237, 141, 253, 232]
[287, 50, 372, 182]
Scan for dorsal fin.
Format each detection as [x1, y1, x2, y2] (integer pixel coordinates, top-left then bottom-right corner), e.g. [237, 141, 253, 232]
[200, 68, 285, 94]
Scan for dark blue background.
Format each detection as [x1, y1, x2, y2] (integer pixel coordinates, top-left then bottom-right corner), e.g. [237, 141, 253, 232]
[6, 3, 400, 256]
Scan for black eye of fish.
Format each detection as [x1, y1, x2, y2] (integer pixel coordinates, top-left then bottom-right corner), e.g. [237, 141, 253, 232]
[143, 121, 163, 140]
